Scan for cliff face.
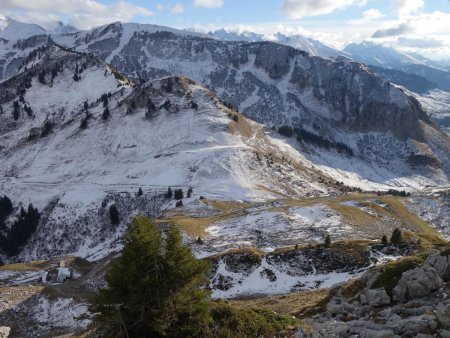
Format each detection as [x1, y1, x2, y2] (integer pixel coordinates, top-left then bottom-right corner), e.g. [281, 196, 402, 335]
[59, 27, 429, 143]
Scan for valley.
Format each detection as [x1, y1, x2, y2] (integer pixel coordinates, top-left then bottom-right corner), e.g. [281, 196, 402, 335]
[0, 14, 449, 338]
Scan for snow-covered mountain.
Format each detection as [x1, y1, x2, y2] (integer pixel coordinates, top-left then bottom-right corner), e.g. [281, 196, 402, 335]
[344, 41, 428, 69]
[0, 15, 46, 41]
[1, 21, 450, 263]
[208, 29, 350, 59]
[2, 21, 449, 189]
[345, 41, 450, 91]
[0, 45, 341, 262]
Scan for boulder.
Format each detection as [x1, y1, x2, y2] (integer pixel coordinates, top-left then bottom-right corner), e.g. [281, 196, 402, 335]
[436, 302, 450, 328]
[326, 297, 355, 316]
[0, 327, 10, 338]
[392, 266, 444, 302]
[425, 252, 450, 281]
[393, 314, 437, 336]
[440, 329, 450, 338]
[364, 288, 391, 307]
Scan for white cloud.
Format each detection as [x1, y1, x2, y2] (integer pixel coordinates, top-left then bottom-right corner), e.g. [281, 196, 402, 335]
[193, 0, 224, 8]
[280, 0, 366, 19]
[156, 4, 164, 12]
[394, 0, 424, 16]
[367, 11, 450, 58]
[171, 4, 184, 14]
[349, 8, 384, 25]
[0, 0, 153, 29]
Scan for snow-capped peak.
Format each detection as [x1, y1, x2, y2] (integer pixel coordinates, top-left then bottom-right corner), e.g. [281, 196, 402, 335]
[0, 14, 12, 31]
[0, 15, 46, 41]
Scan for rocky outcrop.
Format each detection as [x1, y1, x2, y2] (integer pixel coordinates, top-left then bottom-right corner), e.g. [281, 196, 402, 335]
[301, 251, 450, 337]
[392, 266, 444, 302]
[425, 251, 450, 280]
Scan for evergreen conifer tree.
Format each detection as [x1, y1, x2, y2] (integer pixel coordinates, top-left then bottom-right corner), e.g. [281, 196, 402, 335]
[390, 228, 403, 244]
[90, 217, 211, 337]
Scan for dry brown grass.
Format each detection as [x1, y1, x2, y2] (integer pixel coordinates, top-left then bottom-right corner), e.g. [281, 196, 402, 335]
[0, 260, 47, 271]
[230, 289, 329, 317]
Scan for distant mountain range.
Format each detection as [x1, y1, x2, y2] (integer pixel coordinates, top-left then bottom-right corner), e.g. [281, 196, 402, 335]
[208, 29, 351, 59]
[207, 30, 450, 94]
[344, 41, 450, 91]
[0, 15, 77, 41]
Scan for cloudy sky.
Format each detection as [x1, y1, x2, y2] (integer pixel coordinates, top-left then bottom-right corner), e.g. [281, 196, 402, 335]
[1, 0, 449, 59]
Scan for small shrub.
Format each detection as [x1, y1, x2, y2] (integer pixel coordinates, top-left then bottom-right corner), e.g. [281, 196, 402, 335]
[176, 200, 183, 208]
[381, 235, 388, 244]
[324, 235, 332, 248]
[278, 126, 294, 138]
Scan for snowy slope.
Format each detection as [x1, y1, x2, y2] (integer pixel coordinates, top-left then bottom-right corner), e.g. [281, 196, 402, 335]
[55, 28, 450, 190]
[0, 47, 338, 262]
[413, 89, 450, 135]
[0, 15, 46, 41]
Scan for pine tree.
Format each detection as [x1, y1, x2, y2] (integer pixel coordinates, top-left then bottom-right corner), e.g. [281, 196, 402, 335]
[101, 94, 109, 108]
[165, 78, 173, 92]
[84, 101, 89, 112]
[80, 117, 88, 129]
[390, 228, 403, 244]
[0, 195, 13, 220]
[381, 235, 388, 244]
[176, 200, 183, 207]
[324, 234, 332, 248]
[109, 204, 120, 225]
[90, 217, 211, 337]
[174, 189, 184, 200]
[13, 101, 20, 121]
[166, 187, 173, 199]
[24, 105, 33, 117]
[41, 121, 53, 138]
[187, 187, 193, 198]
[137, 187, 143, 197]
[38, 70, 46, 84]
[102, 107, 110, 120]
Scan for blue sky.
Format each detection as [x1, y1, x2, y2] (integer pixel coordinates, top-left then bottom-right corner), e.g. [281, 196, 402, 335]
[1, 0, 450, 58]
